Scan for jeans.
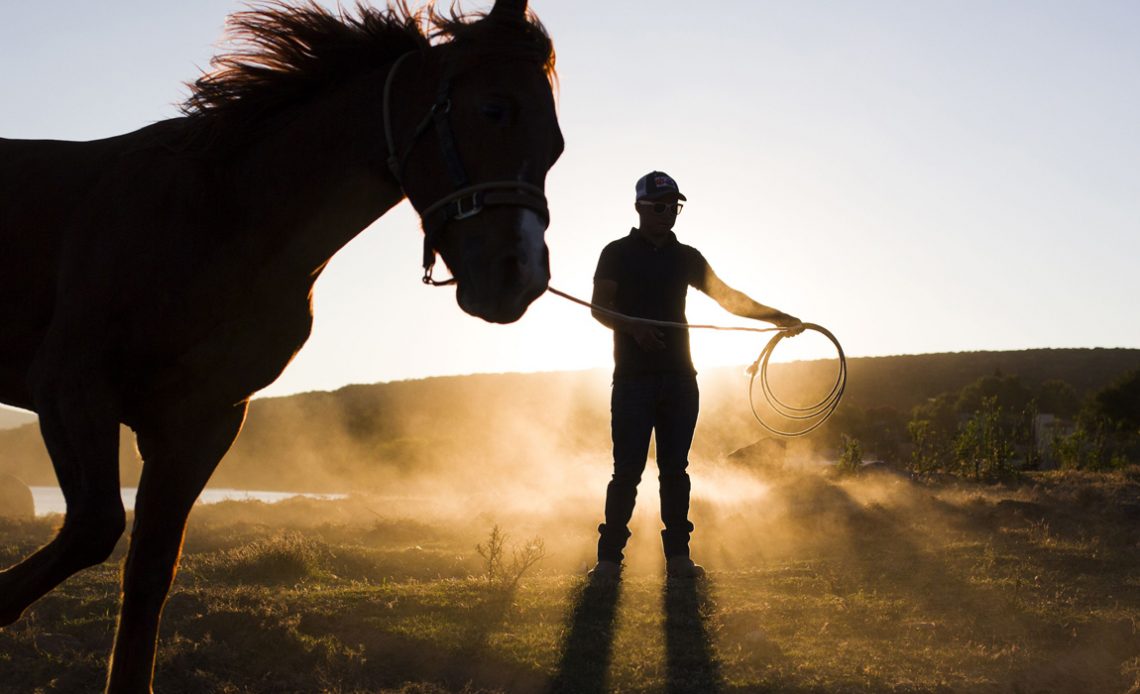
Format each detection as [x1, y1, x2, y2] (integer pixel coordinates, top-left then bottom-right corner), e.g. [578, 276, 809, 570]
[597, 372, 699, 562]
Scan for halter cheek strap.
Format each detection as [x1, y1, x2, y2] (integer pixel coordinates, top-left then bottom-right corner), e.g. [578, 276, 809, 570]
[383, 51, 550, 286]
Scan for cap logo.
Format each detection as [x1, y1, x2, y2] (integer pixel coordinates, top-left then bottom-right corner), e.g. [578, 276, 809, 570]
[655, 176, 673, 188]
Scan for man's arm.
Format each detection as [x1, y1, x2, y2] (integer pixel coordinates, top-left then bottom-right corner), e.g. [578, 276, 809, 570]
[700, 265, 803, 330]
[593, 279, 666, 351]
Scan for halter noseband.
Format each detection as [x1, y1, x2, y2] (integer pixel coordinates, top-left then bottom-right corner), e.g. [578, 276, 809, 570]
[382, 50, 550, 286]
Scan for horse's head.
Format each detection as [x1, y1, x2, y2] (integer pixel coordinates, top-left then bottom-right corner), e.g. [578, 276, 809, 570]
[386, 0, 562, 324]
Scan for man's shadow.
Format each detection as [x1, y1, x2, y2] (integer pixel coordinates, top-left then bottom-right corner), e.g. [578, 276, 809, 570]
[549, 579, 622, 694]
[664, 576, 722, 694]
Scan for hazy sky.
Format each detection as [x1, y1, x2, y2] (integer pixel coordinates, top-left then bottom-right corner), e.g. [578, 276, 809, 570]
[2, 1, 1137, 399]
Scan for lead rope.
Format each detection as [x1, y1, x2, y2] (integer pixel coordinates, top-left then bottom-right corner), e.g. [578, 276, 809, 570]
[546, 286, 846, 438]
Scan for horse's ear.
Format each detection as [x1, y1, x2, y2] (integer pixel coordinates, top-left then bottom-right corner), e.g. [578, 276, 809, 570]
[489, 0, 527, 21]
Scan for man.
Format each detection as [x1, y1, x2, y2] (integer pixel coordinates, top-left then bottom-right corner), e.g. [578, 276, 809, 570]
[589, 171, 803, 581]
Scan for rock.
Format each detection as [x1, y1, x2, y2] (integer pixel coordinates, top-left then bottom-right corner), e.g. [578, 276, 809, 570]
[726, 438, 787, 472]
[0, 473, 35, 520]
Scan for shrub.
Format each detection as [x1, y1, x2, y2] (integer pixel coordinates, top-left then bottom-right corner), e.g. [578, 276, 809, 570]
[953, 396, 1017, 480]
[475, 525, 546, 591]
[188, 532, 332, 585]
[836, 435, 863, 476]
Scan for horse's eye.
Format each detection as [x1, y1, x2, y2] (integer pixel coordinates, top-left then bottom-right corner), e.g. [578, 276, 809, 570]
[479, 99, 514, 127]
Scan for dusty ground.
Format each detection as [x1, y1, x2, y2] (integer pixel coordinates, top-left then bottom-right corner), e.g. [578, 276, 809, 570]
[2, 467, 1139, 693]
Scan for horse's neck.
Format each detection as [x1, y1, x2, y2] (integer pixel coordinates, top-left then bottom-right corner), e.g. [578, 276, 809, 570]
[229, 72, 403, 282]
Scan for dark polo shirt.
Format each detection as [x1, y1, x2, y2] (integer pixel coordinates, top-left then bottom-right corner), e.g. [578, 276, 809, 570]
[594, 228, 710, 377]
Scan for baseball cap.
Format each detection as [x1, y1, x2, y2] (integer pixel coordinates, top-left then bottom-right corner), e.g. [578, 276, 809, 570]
[635, 171, 687, 201]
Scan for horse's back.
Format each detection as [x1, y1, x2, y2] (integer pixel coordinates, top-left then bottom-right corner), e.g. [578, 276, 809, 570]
[0, 134, 130, 409]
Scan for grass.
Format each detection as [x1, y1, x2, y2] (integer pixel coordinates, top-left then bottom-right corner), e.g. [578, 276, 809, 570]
[2, 468, 1140, 693]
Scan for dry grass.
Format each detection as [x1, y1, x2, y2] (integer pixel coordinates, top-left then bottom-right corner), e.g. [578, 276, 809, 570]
[2, 467, 1139, 693]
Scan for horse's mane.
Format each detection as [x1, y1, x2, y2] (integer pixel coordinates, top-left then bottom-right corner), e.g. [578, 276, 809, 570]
[180, 1, 555, 138]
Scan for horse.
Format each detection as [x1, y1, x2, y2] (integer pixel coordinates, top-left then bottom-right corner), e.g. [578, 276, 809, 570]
[0, 1, 562, 691]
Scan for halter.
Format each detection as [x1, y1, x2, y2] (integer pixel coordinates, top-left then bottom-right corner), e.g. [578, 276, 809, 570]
[383, 50, 551, 286]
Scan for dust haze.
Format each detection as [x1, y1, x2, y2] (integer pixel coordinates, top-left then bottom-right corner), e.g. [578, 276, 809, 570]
[1, 359, 858, 550]
[5, 357, 1140, 691]
[194, 363, 1026, 578]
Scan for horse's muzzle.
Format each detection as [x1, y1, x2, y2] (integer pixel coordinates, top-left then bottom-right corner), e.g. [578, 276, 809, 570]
[456, 209, 549, 323]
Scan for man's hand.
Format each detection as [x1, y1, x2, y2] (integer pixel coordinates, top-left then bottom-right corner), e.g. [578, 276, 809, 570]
[628, 323, 666, 351]
[773, 314, 806, 337]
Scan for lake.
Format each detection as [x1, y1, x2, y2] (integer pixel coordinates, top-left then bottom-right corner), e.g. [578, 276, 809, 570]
[30, 486, 346, 517]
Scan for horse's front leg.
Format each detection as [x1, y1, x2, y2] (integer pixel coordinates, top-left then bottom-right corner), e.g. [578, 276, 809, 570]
[0, 362, 125, 626]
[105, 401, 247, 694]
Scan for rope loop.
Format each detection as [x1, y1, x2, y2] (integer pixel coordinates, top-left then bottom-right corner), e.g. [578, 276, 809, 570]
[745, 323, 846, 437]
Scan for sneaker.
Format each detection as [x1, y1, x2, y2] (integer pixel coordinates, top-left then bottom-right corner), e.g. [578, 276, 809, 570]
[666, 556, 706, 579]
[588, 560, 622, 582]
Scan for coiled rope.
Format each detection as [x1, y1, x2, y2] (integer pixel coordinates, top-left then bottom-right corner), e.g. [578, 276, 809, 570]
[546, 286, 846, 437]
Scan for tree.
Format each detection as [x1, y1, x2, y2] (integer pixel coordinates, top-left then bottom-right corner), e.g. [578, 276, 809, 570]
[1049, 367, 1140, 470]
[909, 382, 1030, 479]
[1036, 379, 1080, 418]
[1092, 367, 1140, 433]
[955, 371, 1032, 416]
[953, 396, 1016, 480]
[908, 418, 953, 476]
[1053, 422, 1113, 471]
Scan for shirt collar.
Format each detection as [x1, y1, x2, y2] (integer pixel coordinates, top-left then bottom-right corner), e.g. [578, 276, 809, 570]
[629, 227, 677, 248]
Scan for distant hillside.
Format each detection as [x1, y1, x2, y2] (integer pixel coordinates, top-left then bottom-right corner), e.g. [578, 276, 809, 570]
[827, 348, 1140, 409]
[0, 348, 1136, 491]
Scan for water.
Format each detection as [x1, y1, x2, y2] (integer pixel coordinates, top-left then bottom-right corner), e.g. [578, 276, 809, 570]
[30, 486, 346, 517]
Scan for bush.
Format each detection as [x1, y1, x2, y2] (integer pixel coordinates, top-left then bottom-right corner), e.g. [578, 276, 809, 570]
[953, 396, 1017, 480]
[187, 533, 333, 585]
[475, 525, 546, 591]
[1054, 421, 1131, 472]
[836, 435, 863, 476]
[909, 395, 1023, 481]
[1052, 369, 1140, 471]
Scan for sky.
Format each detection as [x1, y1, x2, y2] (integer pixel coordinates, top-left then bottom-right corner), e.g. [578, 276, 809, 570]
[1, 0, 1138, 400]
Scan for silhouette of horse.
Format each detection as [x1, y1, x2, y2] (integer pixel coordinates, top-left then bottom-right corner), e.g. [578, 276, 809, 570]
[0, 1, 561, 691]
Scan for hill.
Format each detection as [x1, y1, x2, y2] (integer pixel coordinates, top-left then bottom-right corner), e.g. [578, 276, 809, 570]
[0, 348, 1136, 491]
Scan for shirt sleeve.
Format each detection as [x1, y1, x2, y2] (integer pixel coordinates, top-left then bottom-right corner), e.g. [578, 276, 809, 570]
[686, 246, 711, 292]
[594, 242, 621, 282]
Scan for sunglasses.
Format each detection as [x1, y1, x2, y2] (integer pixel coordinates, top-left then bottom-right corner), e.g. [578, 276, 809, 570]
[637, 200, 683, 215]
